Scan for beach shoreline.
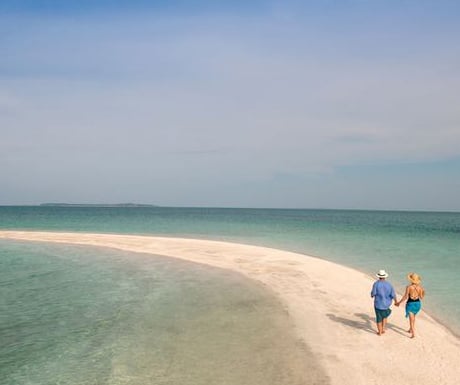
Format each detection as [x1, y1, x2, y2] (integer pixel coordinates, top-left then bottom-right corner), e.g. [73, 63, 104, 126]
[1, 230, 459, 385]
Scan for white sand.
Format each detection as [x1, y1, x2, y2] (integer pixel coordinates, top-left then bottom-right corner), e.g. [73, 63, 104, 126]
[1, 231, 459, 385]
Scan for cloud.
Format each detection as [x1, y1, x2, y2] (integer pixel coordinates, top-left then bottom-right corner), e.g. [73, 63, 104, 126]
[1, 4, 459, 207]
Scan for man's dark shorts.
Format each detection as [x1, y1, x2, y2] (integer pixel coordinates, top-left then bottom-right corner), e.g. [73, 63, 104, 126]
[374, 307, 392, 323]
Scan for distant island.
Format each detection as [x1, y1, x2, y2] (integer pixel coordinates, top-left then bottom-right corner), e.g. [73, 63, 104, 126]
[40, 203, 158, 207]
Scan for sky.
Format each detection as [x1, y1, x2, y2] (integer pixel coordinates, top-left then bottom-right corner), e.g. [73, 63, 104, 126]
[1, 1, 460, 210]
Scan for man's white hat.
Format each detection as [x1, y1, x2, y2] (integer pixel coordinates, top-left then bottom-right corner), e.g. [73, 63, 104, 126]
[376, 269, 389, 278]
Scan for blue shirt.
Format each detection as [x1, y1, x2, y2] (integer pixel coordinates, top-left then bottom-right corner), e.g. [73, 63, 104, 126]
[371, 280, 396, 310]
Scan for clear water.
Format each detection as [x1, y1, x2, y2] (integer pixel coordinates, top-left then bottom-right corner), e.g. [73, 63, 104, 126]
[0, 240, 325, 385]
[1, 206, 459, 383]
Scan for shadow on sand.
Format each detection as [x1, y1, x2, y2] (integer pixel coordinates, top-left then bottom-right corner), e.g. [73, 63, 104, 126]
[326, 312, 408, 336]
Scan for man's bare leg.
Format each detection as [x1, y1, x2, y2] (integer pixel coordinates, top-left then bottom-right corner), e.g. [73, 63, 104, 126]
[382, 317, 388, 333]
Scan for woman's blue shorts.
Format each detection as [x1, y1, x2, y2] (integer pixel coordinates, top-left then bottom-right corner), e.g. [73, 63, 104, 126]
[405, 301, 421, 317]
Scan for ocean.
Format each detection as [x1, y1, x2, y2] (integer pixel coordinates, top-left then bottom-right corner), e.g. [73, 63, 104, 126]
[1, 206, 459, 384]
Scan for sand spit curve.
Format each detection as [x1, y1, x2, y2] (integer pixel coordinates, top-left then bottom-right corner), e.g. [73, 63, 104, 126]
[1, 231, 459, 385]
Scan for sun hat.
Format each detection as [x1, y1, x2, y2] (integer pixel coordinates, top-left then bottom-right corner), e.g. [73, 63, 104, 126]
[376, 269, 389, 278]
[407, 272, 421, 284]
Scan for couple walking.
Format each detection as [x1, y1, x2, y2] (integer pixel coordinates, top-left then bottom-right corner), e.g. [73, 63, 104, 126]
[371, 269, 425, 338]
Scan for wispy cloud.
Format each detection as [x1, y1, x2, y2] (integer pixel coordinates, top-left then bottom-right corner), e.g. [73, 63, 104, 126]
[1, 2, 459, 208]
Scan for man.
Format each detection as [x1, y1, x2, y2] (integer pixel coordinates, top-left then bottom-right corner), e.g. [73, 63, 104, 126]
[371, 269, 398, 335]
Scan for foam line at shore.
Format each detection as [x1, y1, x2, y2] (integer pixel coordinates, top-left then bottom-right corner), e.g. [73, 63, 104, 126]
[1, 231, 459, 385]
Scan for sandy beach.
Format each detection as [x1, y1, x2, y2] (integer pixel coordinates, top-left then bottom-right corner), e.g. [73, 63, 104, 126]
[1, 230, 459, 385]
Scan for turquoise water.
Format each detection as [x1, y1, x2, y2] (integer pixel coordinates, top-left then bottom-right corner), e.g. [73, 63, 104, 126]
[0, 239, 324, 385]
[1, 206, 459, 383]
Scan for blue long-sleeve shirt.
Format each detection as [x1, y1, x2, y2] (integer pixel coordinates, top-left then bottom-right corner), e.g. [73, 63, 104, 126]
[371, 280, 396, 310]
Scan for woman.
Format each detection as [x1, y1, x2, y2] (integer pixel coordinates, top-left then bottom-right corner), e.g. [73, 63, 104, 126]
[396, 273, 425, 338]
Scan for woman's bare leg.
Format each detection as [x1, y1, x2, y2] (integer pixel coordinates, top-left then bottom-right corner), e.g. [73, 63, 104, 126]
[408, 313, 416, 338]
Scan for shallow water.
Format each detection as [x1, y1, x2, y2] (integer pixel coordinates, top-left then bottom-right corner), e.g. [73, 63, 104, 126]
[0, 240, 328, 385]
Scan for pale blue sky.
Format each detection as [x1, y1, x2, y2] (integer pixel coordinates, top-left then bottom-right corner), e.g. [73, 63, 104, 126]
[1, 1, 459, 210]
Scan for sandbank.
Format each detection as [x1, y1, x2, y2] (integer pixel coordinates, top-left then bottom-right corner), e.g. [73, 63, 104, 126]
[1, 231, 459, 385]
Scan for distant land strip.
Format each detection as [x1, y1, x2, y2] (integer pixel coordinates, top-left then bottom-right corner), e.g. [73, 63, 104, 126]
[39, 203, 158, 207]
